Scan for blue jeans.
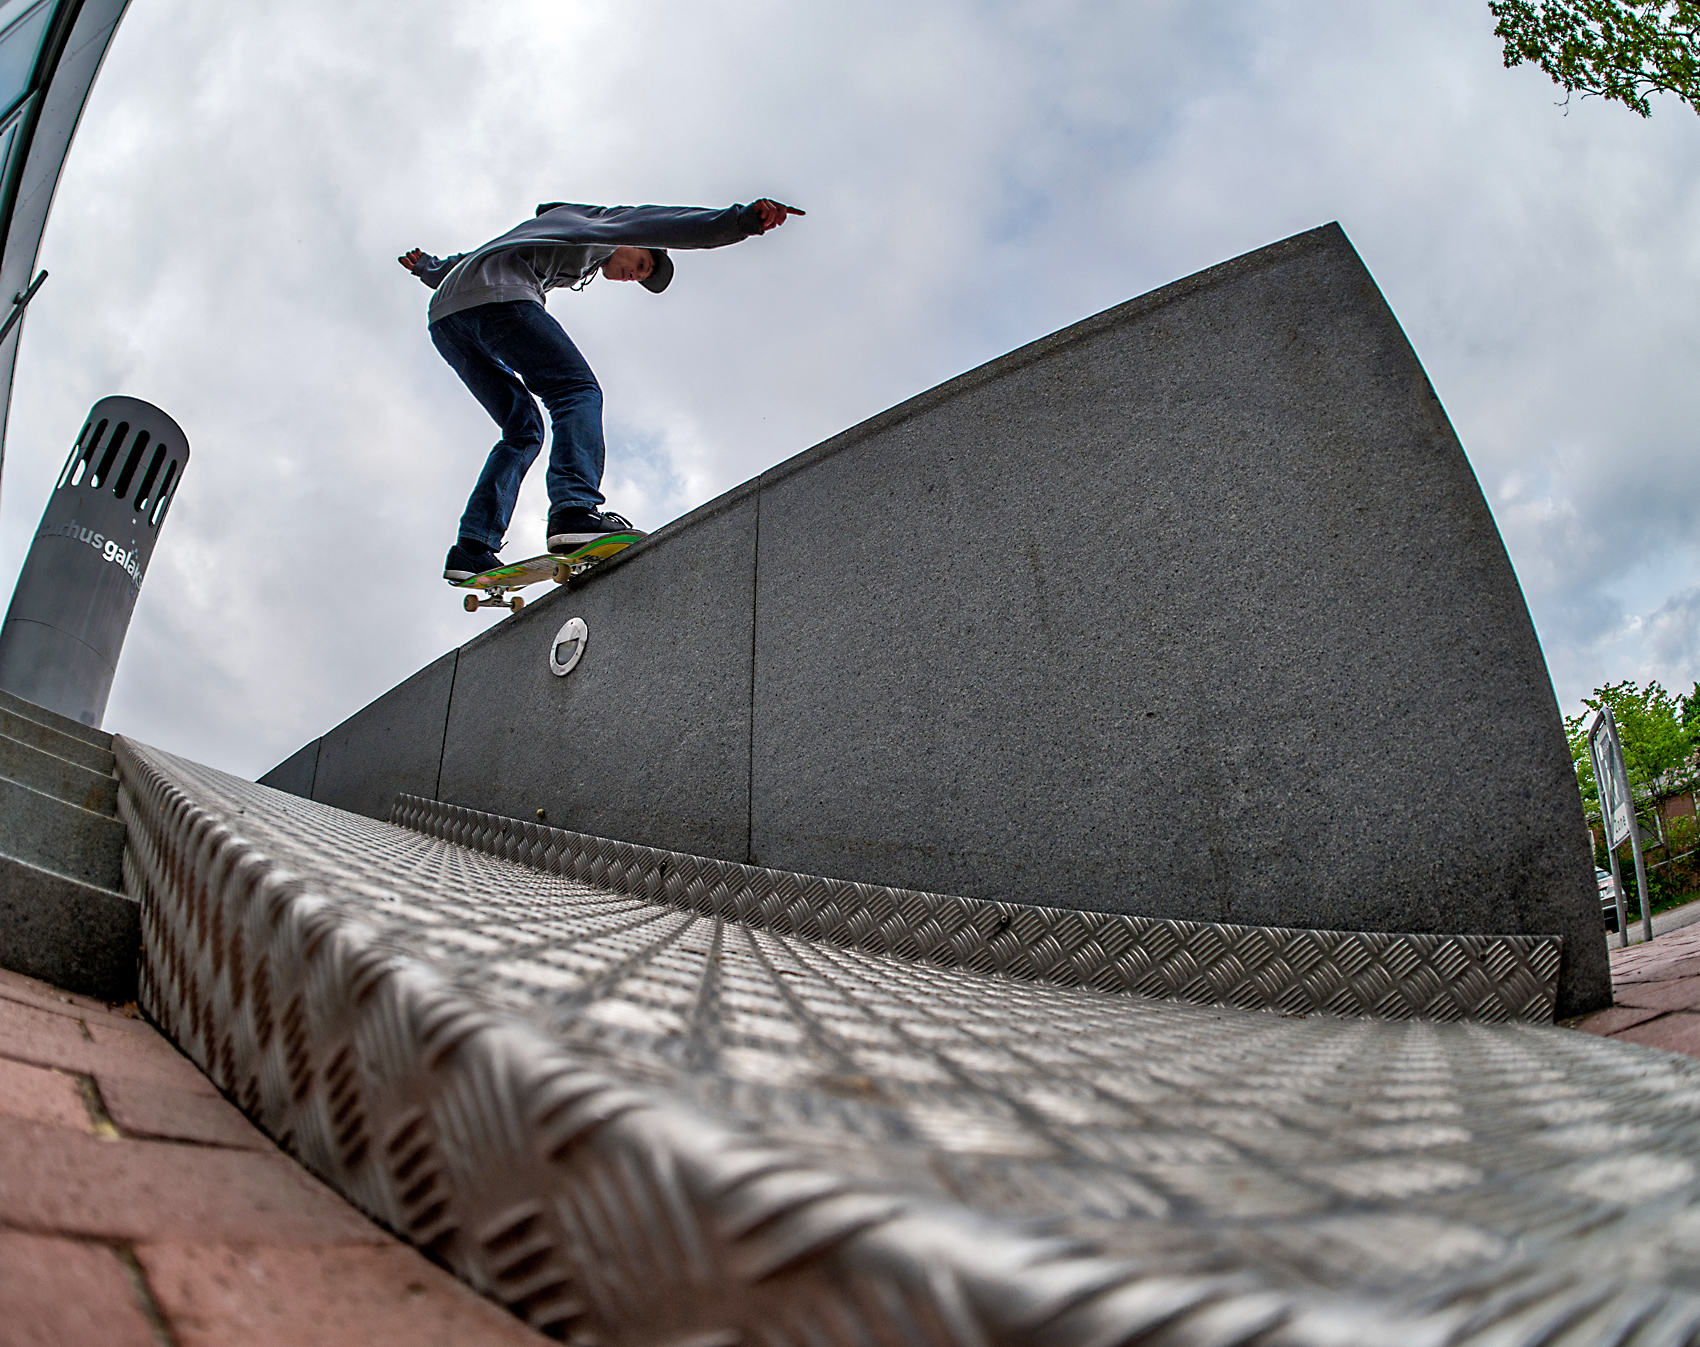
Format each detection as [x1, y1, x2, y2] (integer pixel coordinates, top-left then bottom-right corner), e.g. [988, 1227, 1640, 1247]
[429, 301, 607, 549]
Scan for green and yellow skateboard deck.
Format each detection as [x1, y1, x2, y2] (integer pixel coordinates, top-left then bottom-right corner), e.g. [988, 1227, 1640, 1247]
[451, 532, 644, 612]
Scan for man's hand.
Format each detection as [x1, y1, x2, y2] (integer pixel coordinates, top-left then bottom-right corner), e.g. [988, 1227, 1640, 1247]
[751, 200, 805, 232]
[398, 248, 425, 272]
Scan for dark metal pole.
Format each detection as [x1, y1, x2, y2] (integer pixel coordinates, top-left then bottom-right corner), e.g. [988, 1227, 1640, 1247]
[1607, 835, 1628, 949]
[0, 271, 47, 346]
[1629, 811, 1654, 945]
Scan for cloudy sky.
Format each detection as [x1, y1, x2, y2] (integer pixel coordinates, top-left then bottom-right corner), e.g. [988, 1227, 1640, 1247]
[0, 0, 1696, 777]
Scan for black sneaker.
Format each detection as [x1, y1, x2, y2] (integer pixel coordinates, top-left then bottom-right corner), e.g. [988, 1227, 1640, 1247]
[444, 539, 504, 582]
[546, 508, 645, 554]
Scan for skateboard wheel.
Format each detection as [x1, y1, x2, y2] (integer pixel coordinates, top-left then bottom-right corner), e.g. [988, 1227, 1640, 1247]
[511, 595, 526, 613]
[553, 561, 569, 585]
[463, 594, 479, 613]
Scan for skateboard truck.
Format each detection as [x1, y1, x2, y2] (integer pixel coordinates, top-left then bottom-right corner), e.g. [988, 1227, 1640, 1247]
[461, 560, 579, 612]
[454, 533, 645, 615]
[463, 589, 527, 613]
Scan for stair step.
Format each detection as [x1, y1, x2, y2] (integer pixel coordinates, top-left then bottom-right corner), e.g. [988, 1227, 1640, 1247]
[0, 686, 113, 749]
[0, 731, 117, 816]
[0, 775, 124, 890]
[0, 850, 137, 1002]
[0, 704, 115, 776]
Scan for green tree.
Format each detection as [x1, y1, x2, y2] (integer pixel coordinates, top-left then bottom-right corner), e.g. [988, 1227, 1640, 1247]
[1490, 0, 1700, 116]
[1682, 680, 1700, 741]
[1563, 679, 1697, 816]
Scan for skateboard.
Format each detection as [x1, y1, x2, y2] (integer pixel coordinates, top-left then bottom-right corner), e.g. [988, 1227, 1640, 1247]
[451, 532, 644, 612]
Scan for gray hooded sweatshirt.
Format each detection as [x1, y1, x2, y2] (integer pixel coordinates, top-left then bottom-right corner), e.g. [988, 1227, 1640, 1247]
[413, 200, 766, 324]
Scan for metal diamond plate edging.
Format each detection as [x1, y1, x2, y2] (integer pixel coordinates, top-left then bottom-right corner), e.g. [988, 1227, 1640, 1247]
[389, 794, 1561, 1025]
[114, 740, 1700, 1347]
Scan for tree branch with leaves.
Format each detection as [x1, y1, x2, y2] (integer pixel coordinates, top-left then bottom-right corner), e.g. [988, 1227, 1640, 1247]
[1491, 0, 1700, 115]
[1565, 680, 1699, 819]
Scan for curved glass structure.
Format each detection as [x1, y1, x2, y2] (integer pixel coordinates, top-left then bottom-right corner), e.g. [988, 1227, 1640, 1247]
[0, 0, 132, 513]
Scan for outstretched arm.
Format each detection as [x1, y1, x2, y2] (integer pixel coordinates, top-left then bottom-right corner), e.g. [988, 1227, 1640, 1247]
[529, 201, 805, 251]
[397, 248, 466, 289]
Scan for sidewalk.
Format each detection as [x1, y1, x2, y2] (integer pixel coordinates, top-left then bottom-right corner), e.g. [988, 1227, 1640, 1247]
[1615, 892, 1700, 946]
[0, 965, 543, 1346]
[1574, 921, 1700, 1058]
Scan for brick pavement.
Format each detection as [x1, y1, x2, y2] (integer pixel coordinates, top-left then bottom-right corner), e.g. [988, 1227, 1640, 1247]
[1574, 922, 1700, 1058]
[0, 965, 544, 1346]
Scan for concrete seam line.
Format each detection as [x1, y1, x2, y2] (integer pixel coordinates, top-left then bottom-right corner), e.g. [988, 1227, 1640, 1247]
[746, 481, 761, 867]
[433, 648, 457, 802]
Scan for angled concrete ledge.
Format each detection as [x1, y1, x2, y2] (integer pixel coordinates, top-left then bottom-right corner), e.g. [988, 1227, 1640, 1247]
[261, 223, 1608, 1016]
[120, 741, 1700, 1347]
[391, 793, 1563, 1024]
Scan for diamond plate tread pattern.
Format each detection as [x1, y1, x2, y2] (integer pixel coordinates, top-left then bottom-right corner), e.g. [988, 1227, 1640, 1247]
[116, 740, 1700, 1347]
[389, 794, 1561, 1025]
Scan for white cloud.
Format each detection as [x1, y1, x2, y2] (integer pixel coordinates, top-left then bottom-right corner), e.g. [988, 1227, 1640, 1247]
[1, 0, 1696, 774]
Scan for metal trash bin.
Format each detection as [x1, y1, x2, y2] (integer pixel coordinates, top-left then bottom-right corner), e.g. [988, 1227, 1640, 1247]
[0, 396, 189, 726]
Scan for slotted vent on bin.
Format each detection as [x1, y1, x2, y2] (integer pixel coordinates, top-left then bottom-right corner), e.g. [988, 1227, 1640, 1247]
[132, 444, 168, 515]
[149, 459, 180, 528]
[112, 431, 150, 502]
[57, 418, 105, 489]
[88, 421, 128, 488]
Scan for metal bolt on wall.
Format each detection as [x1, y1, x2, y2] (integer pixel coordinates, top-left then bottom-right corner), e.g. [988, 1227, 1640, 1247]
[0, 396, 188, 726]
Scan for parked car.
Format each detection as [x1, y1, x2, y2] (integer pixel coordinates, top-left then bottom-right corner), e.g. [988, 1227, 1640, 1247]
[1598, 867, 1622, 932]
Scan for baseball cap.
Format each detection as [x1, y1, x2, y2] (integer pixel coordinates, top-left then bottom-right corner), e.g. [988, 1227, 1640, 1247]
[641, 248, 673, 294]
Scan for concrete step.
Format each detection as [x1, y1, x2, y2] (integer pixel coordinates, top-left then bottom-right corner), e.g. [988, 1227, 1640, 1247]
[0, 774, 124, 890]
[0, 730, 117, 817]
[0, 686, 112, 749]
[0, 703, 115, 776]
[0, 850, 137, 1001]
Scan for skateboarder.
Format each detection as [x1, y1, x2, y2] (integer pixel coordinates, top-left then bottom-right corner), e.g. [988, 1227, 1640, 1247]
[400, 198, 804, 581]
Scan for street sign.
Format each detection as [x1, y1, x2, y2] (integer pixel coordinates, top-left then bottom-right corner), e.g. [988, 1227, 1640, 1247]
[1584, 707, 1652, 946]
[1587, 709, 1634, 849]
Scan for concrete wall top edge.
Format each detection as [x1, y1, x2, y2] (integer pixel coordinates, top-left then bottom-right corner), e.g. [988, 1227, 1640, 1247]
[756, 222, 1353, 496]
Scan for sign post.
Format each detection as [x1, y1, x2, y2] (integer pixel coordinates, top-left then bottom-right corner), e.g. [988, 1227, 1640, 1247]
[1586, 707, 1653, 946]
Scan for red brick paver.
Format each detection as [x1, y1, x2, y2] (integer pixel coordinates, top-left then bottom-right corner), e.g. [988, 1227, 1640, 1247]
[0, 964, 545, 1345]
[139, 1243, 545, 1347]
[0, 1117, 387, 1243]
[1575, 924, 1700, 1060]
[0, 1230, 156, 1347]
[99, 1072, 274, 1149]
[0, 1055, 96, 1131]
[0, 994, 225, 1093]
[1613, 1011, 1700, 1056]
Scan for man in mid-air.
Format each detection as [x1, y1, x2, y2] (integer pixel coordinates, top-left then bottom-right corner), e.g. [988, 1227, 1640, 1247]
[400, 197, 803, 581]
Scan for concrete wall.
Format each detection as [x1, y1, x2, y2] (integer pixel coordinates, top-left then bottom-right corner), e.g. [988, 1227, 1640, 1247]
[437, 484, 757, 859]
[261, 652, 456, 820]
[259, 738, 319, 799]
[259, 224, 1610, 1015]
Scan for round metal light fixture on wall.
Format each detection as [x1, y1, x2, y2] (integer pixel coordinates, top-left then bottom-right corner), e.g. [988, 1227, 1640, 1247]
[549, 617, 587, 676]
